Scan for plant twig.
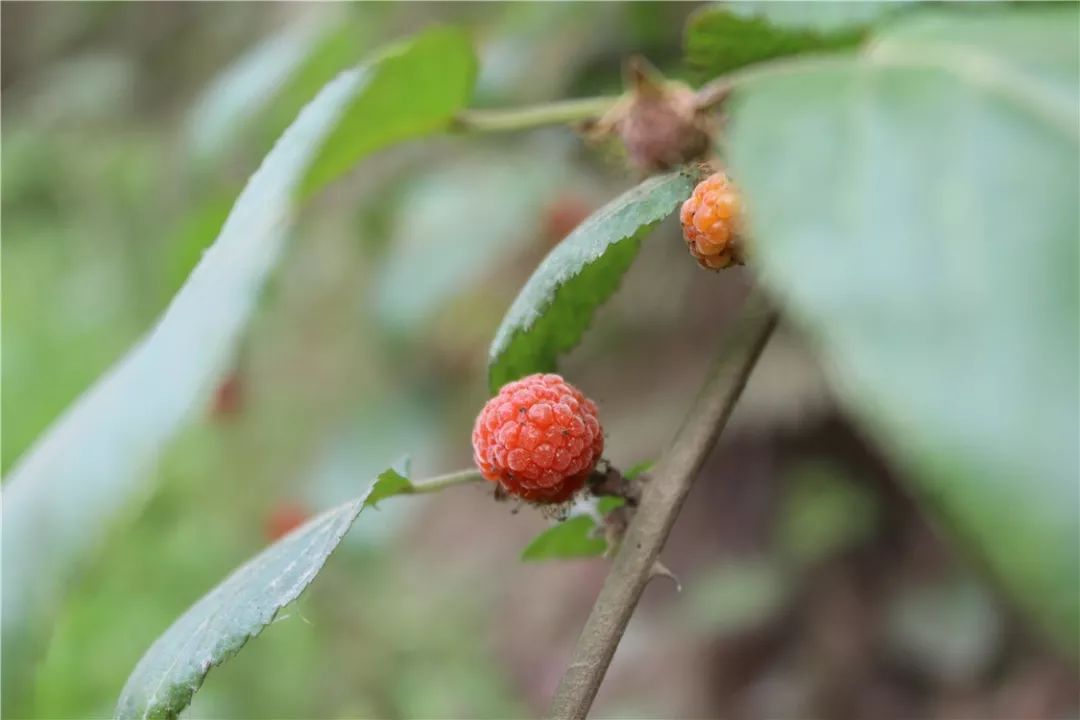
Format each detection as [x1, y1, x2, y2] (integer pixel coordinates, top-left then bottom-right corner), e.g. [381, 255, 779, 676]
[452, 96, 620, 133]
[549, 303, 779, 719]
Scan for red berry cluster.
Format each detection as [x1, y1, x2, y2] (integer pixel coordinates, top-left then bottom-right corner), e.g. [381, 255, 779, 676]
[472, 373, 603, 503]
[680, 171, 745, 270]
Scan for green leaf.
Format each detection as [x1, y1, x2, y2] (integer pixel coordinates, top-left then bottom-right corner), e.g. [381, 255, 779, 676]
[363, 468, 413, 508]
[299, 26, 477, 197]
[726, 7, 1078, 651]
[163, 193, 233, 295]
[623, 459, 654, 480]
[596, 496, 626, 515]
[685, 2, 899, 78]
[115, 468, 396, 719]
[488, 171, 695, 392]
[521, 497, 628, 562]
[168, 17, 377, 300]
[1, 28, 478, 707]
[521, 516, 607, 562]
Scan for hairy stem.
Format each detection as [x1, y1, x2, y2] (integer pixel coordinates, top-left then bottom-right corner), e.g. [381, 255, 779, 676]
[549, 303, 779, 719]
[453, 96, 620, 133]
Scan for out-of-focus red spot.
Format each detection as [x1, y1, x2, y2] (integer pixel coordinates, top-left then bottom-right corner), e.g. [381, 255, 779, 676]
[542, 196, 593, 246]
[211, 372, 243, 418]
[265, 501, 310, 542]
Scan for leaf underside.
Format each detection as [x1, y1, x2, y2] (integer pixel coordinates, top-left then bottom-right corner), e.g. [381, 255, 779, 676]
[116, 466, 424, 719]
[115, 499, 364, 720]
[727, 7, 1079, 651]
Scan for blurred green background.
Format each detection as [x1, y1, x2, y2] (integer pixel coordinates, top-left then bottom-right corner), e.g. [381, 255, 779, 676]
[2, 3, 1077, 718]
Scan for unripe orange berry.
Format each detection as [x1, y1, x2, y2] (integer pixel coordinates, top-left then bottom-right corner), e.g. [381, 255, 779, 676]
[680, 172, 746, 271]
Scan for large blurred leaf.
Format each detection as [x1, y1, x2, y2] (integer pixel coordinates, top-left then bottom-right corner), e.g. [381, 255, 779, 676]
[685, 2, 900, 78]
[116, 467, 402, 720]
[1, 28, 478, 709]
[299, 26, 477, 196]
[726, 7, 1079, 650]
[185, 18, 330, 161]
[487, 171, 695, 392]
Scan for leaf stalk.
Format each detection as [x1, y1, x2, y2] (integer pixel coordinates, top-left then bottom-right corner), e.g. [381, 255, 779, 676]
[453, 96, 620, 133]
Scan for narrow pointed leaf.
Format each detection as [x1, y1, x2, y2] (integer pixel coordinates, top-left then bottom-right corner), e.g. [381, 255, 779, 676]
[185, 19, 329, 161]
[115, 468, 399, 719]
[488, 171, 695, 392]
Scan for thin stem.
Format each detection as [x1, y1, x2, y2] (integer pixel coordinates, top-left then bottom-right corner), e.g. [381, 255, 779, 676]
[694, 53, 851, 109]
[452, 96, 620, 133]
[451, 52, 852, 137]
[549, 302, 779, 720]
[409, 469, 485, 494]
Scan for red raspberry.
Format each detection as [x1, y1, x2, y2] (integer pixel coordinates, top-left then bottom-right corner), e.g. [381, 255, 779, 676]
[472, 373, 603, 503]
[680, 171, 745, 271]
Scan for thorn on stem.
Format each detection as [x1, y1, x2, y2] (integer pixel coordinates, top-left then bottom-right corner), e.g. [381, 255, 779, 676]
[649, 560, 682, 592]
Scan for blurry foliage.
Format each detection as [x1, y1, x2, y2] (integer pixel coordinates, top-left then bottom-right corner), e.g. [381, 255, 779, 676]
[4, 44, 410, 711]
[375, 140, 599, 333]
[884, 575, 1003, 686]
[2, 2, 1078, 719]
[726, 6, 1079, 650]
[685, 2, 903, 79]
[1, 4, 659, 717]
[681, 558, 789, 636]
[117, 464, 456, 720]
[777, 460, 877, 568]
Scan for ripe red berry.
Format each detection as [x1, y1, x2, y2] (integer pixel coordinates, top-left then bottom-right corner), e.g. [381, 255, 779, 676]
[680, 171, 745, 271]
[472, 373, 604, 503]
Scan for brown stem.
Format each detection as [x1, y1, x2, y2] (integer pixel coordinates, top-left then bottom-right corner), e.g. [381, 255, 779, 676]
[548, 302, 779, 719]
